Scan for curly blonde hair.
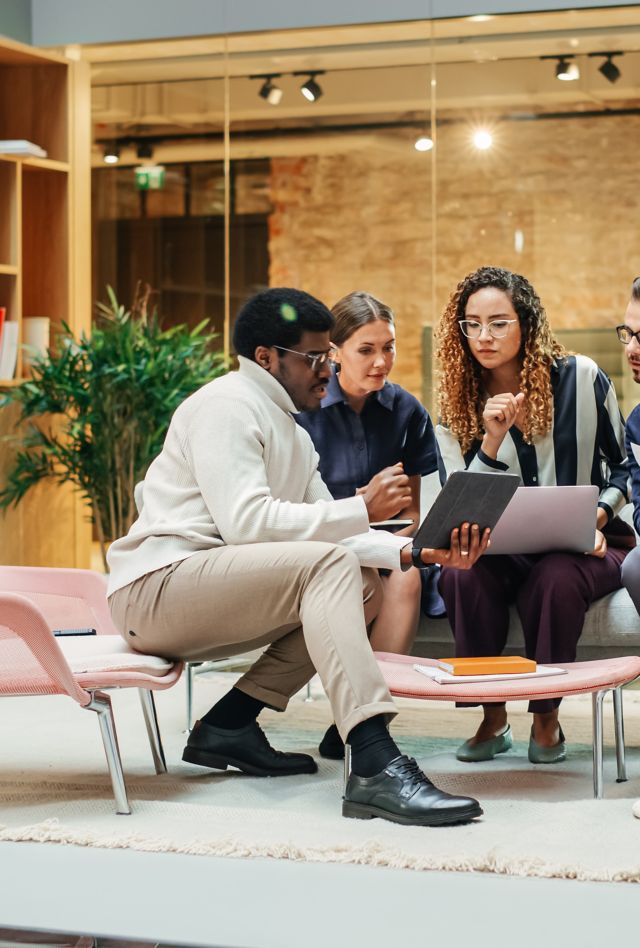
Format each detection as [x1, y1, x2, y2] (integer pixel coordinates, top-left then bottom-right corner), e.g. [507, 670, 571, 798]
[436, 267, 566, 453]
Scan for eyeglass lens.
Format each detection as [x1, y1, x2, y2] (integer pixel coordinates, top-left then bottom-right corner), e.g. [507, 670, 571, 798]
[459, 320, 513, 339]
[617, 326, 640, 345]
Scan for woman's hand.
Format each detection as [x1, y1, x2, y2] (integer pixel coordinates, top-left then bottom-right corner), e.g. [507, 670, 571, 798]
[586, 529, 608, 559]
[420, 522, 491, 569]
[481, 392, 525, 458]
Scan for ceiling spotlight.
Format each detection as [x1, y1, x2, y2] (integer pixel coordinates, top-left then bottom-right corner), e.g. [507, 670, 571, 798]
[472, 129, 493, 150]
[414, 136, 434, 152]
[103, 143, 120, 164]
[136, 141, 154, 160]
[252, 75, 283, 106]
[299, 72, 324, 102]
[555, 56, 580, 81]
[590, 51, 623, 84]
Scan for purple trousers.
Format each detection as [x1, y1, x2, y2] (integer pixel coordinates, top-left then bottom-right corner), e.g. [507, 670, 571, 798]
[438, 549, 626, 714]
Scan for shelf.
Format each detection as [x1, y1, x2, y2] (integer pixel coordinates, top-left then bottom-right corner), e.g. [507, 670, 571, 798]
[0, 38, 67, 67]
[22, 157, 70, 174]
[0, 35, 92, 570]
[0, 155, 70, 173]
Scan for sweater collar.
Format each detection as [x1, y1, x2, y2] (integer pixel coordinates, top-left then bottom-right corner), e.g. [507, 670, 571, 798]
[238, 355, 299, 414]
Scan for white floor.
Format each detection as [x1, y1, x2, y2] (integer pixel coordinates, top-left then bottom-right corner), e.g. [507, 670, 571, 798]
[1, 840, 639, 948]
[1, 669, 639, 947]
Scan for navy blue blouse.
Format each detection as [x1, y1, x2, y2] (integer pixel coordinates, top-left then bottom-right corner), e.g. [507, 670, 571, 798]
[296, 369, 439, 501]
[297, 369, 445, 618]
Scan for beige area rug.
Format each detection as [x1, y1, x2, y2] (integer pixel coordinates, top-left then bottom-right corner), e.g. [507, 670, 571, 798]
[1, 671, 640, 883]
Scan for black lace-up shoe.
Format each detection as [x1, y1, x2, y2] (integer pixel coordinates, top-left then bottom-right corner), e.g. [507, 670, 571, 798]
[182, 720, 318, 776]
[319, 723, 345, 760]
[342, 755, 482, 826]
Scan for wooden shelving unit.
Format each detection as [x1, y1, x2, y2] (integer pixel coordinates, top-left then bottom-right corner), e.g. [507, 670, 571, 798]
[0, 37, 92, 568]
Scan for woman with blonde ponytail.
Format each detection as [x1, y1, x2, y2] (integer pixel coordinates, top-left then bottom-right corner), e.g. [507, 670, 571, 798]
[435, 266, 629, 765]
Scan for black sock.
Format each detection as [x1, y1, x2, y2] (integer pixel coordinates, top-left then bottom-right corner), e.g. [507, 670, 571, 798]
[347, 715, 401, 777]
[202, 687, 265, 730]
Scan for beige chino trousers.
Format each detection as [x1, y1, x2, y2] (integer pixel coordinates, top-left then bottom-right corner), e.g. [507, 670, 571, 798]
[109, 541, 398, 739]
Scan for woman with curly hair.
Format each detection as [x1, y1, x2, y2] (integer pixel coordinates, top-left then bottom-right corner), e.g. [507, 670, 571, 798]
[436, 266, 629, 764]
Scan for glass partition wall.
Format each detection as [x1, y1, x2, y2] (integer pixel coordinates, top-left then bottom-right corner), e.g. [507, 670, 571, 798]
[89, 5, 640, 412]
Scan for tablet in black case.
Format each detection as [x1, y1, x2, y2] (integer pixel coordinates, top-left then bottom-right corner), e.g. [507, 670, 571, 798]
[414, 470, 520, 550]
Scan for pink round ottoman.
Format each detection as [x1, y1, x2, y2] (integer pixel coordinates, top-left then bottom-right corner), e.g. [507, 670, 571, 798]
[366, 652, 640, 799]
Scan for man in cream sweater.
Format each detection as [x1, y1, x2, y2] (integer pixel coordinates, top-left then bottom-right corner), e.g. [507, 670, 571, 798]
[108, 288, 487, 826]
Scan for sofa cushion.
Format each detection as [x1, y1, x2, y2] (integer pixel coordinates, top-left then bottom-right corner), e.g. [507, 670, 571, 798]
[414, 587, 640, 660]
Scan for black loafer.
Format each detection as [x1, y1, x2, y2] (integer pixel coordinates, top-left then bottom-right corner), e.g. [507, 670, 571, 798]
[343, 755, 482, 826]
[319, 723, 345, 760]
[182, 720, 318, 777]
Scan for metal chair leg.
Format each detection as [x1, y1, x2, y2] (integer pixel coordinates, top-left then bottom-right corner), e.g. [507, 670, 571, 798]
[185, 661, 196, 732]
[592, 689, 606, 800]
[343, 742, 352, 795]
[613, 685, 627, 783]
[85, 690, 131, 815]
[139, 688, 167, 775]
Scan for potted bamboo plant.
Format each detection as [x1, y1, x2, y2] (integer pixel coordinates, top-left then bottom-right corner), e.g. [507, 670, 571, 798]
[0, 285, 227, 569]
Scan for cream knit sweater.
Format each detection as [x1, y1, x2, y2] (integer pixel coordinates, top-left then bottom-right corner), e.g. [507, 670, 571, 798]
[107, 356, 408, 595]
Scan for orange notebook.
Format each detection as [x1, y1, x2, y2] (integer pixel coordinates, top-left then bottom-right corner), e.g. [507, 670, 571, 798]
[436, 656, 536, 676]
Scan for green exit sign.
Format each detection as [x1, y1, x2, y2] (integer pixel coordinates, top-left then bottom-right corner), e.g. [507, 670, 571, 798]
[135, 165, 166, 190]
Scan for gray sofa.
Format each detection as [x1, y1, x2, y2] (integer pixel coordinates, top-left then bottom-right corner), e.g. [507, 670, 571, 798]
[414, 475, 640, 661]
[414, 589, 640, 661]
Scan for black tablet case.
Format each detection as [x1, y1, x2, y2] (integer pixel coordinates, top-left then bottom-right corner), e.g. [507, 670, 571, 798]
[414, 470, 521, 550]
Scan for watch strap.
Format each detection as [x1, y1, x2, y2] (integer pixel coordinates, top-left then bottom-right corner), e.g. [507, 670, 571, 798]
[411, 547, 427, 569]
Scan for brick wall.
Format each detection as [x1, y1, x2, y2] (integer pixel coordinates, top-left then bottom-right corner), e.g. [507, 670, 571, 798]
[268, 116, 640, 399]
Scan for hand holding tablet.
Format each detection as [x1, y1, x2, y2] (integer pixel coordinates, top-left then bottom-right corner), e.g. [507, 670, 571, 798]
[413, 471, 520, 551]
[413, 521, 491, 571]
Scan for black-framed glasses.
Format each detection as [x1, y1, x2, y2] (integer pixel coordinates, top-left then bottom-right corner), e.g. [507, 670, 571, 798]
[458, 318, 518, 339]
[616, 325, 640, 346]
[275, 346, 333, 371]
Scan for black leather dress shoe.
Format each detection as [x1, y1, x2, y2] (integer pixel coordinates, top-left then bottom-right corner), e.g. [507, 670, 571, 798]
[182, 720, 318, 776]
[319, 723, 345, 760]
[343, 755, 482, 826]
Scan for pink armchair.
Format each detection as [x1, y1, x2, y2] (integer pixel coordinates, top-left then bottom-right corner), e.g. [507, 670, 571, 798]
[0, 566, 182, 814]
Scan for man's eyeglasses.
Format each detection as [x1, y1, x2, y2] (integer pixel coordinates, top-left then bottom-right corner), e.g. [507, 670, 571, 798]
[616, 325, 640, 346]
[458, 318, 518, 340]
[275, 346, 333, 372]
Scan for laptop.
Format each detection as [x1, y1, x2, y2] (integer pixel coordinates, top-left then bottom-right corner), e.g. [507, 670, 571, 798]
[487, 485, 598, 555]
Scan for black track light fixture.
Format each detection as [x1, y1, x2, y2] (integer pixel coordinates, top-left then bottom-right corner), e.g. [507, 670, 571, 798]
[556, 56, 579, 81]
[541, 54, 580, 81]
[250, 74, 283, 106]
[136, 141, 154, 160]
[295, 71, 325, 102]
[589, 51, 623, 84]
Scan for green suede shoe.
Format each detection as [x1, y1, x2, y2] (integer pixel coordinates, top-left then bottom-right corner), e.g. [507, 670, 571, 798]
[528, 726, 566, 764]
[456, 725, 513, 762]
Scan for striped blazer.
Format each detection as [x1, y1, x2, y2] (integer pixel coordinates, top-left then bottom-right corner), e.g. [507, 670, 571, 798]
[436, 354, 628, 521]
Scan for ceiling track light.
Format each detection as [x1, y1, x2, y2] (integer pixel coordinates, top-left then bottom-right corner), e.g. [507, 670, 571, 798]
[250, 74, 283, 106]
[136, 141, 154, 160]
[589, 51, 623, 84]
[294, 71, 325, 103]
[542, 54, 580, 82]
[103, 143, 120, 164]
[556, 56, 580, 81]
